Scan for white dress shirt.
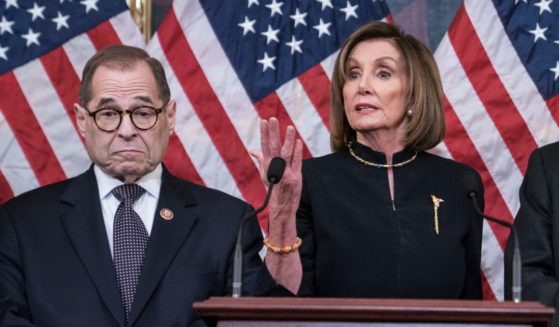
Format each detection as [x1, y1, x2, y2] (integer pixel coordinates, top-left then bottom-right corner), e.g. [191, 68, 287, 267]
[94, 164, 162, 256]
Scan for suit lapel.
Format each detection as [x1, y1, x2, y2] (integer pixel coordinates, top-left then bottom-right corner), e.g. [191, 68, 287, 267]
[59, 168, 125, 327]
[128, 169, 199, 326]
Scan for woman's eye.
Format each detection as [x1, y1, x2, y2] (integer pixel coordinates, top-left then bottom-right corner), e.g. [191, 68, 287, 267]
[347, 71, 359, 80]
[378, 70, 391, 79]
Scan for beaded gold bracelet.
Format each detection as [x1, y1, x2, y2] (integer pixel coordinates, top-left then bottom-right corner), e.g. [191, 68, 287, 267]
[263, 237, 303, 254]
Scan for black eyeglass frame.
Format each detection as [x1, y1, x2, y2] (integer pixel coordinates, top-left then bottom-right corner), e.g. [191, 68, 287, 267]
[83, 102, 169, 132]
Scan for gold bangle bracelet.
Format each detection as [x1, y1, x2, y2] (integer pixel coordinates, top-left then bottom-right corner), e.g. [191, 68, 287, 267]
[263, 237, 302, 254]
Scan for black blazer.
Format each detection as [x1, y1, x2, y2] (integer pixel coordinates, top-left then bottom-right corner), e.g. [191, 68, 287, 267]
[0, 167, 275, 326]
[510, 142, 559, 323]
[296, 144, 483, 299]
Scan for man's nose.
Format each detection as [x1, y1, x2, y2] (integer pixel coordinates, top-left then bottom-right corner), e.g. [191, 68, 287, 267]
[117, 113, 137, 137]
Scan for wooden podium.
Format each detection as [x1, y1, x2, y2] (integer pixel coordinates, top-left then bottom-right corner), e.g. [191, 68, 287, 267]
[194, 297, 554, 327]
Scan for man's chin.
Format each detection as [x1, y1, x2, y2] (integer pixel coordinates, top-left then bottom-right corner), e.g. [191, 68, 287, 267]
[106, 164, 154, 182]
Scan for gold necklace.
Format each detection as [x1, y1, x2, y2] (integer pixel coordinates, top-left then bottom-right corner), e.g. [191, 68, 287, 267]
[347, 142, 418, 168]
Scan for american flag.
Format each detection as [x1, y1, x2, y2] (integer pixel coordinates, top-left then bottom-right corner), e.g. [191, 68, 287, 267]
[433, 0, 559, 300]
[0, 0, 557, 302]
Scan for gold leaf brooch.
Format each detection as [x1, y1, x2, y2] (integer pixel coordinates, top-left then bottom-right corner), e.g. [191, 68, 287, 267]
[431, 195, 444, 235]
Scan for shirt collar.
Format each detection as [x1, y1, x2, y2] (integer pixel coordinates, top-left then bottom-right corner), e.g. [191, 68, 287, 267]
[94, 164, 163, 200]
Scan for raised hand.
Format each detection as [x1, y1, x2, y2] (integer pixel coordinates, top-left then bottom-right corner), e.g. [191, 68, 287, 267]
[252, 117, 303, 294]
[252, 118, 302, 233]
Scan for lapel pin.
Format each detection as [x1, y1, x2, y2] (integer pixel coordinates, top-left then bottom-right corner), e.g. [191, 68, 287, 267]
[160, 208, 174, 220]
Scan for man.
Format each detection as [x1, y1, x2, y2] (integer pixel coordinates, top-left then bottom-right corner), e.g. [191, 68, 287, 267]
[511, 141, 559, 326]
[0, 45, 300, 326]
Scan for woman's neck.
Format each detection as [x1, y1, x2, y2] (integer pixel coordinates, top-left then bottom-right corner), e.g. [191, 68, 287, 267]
[356, 129, 406, 164]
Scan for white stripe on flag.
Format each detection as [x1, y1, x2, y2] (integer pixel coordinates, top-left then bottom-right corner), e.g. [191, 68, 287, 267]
[481, 219, 505, 301]
[110, 11, 145, 49]
[13, 62, 90, 178]
[436, 34, 522, 216]
[0, 111, 40, 195]
[430, 141, 453, 160]
[321, 51, 338, 80]
[64, 34, 98, 82]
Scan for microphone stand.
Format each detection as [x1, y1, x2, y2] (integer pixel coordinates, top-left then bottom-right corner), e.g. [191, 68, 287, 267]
[232, 183, 276, 298]
[469, 192, 522, 303]
[232, 157, 286, 298]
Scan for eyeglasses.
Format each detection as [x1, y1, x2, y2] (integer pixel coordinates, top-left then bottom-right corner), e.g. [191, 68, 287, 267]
[84, 102, 168, 132]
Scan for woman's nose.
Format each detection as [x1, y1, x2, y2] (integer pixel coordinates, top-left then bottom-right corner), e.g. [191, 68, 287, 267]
[357, 76, 373, 95]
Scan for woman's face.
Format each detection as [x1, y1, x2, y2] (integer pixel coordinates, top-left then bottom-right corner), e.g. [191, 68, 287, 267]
[342, 38, 408, 140]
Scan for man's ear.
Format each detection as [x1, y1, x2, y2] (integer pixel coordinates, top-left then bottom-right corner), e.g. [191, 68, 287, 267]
[74, 104, 86, 138]
[166, 100, 176, 133]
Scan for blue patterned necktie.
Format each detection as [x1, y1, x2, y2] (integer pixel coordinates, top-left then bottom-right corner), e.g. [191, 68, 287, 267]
[112, 184, 148, 321]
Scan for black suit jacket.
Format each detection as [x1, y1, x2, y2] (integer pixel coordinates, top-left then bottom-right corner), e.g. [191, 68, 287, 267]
[0, 167, 276, 326]
[510, 142, 559, 323]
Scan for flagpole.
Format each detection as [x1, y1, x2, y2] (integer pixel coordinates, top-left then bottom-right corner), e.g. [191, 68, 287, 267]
[126, 0, 153, 43]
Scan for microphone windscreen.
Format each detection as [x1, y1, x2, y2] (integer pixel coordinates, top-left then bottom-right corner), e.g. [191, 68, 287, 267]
[267, 157, 286, 184]
[461, 172, 480, 198]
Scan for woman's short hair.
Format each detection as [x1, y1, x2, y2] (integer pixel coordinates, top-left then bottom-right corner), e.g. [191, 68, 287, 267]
[330, 21, 445, 152]
[79, 45, 171, 107]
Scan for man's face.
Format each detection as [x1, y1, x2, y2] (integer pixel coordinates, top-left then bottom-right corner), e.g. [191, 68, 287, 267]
[75, 62, 176, 183]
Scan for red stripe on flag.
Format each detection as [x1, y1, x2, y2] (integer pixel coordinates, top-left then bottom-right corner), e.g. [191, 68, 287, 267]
[0, 72, 67, 185]
[547, 95, 559, 126]
[443, 97, 511, 249]
[40, 47, 82, 139]
[163, 133, 205, 186]
[87, 21, 122, 50]
[480, 268, 497, 300]
[254, 92, 313, 160]
[157, 9, 266, 206]
[298, 65, 331, 130]
[0, 171, 14, 204]
[448, 5, 537, 173]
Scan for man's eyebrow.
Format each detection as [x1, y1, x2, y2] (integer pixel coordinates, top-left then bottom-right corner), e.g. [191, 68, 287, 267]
[97, 98, 116, 107]
[133, 95, 154, 104]
[95, 96, 155, 108]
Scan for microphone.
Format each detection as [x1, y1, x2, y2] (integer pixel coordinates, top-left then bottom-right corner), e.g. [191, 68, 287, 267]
[232, 157, 286, 298]
[462, 173, 522, 303]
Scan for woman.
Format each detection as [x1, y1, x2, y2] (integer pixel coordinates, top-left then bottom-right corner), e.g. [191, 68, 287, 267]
[260, 21, 484, 299]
